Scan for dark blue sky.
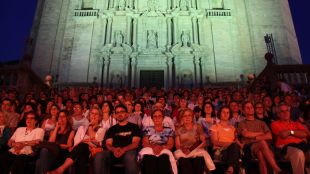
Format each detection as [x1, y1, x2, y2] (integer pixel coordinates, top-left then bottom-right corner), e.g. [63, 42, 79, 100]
[0, 0, 309, 64]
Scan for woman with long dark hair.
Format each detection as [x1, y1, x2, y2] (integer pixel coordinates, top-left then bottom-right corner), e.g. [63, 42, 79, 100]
[36, 110, 74, 174]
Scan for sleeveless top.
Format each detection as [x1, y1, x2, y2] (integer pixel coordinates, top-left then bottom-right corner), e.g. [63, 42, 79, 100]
[56, 128, 72, 145]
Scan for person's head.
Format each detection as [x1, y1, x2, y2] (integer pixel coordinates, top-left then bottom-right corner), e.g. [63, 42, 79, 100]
[102, 101, 113, 115]
[1, 98, 12, 112]
[73, 102, 83, 115]
[57, 110, 71, 130]
[133, 101, 144, 113]
[151, 109, 164, 126]
[124, 101, 133, 113]
[202, 102, 215, 117]
[0, 111, 6, 126]
[217, 106, 231, 121]
[284, 95, 292, 106]
[254, 102, 264, 116]
[115, 105, 128, 123]
[229, 101, 239, 114]
[273, 95, 281, 105]
[243, 101, 255, 118]
[50, 104, 60, 117]
[25, 111, 39, 128]
[263, 96, 273, 108]
[89, 107, 102, 125]
[153, 102, 164, 110]
[23, 102, 36, 113]
[179, 98, 188, 108]
[180, 108, 194, 125]
[157, 96, 166, 106]
[278, 103, 291, 121]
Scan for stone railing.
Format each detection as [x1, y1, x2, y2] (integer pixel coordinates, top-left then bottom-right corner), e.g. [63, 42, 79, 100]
[74, 9, 99, 17]
[206, 9, 231, 17]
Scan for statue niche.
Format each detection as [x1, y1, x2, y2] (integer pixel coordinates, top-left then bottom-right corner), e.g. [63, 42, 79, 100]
[179, 0, 190, 11]
[117, 0, 126, 10]
[114, 30, 124, 47]
[181, 31, 190, 47]
[147, 30, 158, 49]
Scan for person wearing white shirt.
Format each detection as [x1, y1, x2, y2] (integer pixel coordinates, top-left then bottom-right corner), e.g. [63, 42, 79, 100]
[0, 111, 44, 174]
[48, 108, 105, 174]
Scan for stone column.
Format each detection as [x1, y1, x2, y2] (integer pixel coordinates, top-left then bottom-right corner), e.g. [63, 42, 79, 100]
[127, 17, 132, 45]
[167, 17, 172, 48]
[134, 0, 138, 9]
[167, 0, 171, 10]
[196, 0, 200, 9]
[197, 17, 203, 45]
[194, 56, 201, 86]
[173, 17, 178, 44]
[131, 56, 137, 88]
[101, 18, 107, 45]
[192, 17, 198, 43]
[103, 56, 110, 86]
[166, 53, 173, 87]
[132, 18, 137, 51]
[106, 17, 113, 44]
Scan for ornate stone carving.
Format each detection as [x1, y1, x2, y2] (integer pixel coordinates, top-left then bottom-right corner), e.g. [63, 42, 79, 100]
[147, 30, 158, 48]
[179, 0, 190, 11]
[181, 31, 190, 47]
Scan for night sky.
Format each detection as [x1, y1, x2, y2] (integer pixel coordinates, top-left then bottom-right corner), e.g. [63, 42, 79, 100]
[0, 0, 309, 64]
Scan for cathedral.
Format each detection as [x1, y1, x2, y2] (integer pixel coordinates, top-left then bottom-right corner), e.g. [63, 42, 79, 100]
[30, 0, 301, 88]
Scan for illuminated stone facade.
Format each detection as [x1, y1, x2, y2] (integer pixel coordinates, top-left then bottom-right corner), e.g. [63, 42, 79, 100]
[31, 0, 301, 88]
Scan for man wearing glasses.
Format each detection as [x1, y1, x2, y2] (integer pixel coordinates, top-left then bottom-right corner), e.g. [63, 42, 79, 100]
[271, 103, 310, 174]
[94, 104, 141, 174]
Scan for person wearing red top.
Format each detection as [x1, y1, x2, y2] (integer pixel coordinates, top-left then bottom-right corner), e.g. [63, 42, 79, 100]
[271, 103, 310, 174]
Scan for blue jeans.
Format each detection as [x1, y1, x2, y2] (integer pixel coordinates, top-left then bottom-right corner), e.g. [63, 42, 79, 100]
[93, 149, 139, 174]
[35, 148, 55, 174]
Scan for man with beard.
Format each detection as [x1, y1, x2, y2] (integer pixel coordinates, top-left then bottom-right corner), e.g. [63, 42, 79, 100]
[93, 105, 141, 174]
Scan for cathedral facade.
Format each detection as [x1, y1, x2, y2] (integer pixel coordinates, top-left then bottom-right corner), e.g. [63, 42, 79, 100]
[30, 0, 301, 88]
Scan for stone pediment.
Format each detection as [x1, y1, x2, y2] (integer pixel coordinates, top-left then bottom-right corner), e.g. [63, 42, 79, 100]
[141, 10, 164, 17]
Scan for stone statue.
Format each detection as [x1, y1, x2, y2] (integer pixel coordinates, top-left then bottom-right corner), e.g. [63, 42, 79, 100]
[147, 30, 157, 48]
[181, 31, 190, 47]
[118, 0, 126, 10]
[114, 31, 123, 47]
[180, 0, 190, 10]
[147, 0, 157, 11]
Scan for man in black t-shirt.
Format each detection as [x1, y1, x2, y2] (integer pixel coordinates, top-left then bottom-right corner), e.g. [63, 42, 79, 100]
[93, 105, 141, 174]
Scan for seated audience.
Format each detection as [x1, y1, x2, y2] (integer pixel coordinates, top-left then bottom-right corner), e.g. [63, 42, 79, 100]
[238, 102, 284, 174]
[0, 111, 12, 153]
[41, 104, 59, 140]
[210, 106, 241, 174]
[35, 110, 74, 174]
[271, 103, 310, 174]
[0, 111, 44, 174]
[174, 108, 215, 174]
[95, 105, 141, 174]
[139, 109, 176, 174]
[48, 107, 105, 174]
[71, 102, 89, 131]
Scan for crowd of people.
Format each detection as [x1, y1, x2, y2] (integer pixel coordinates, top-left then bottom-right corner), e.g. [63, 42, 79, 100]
[0, 84, 309, 174]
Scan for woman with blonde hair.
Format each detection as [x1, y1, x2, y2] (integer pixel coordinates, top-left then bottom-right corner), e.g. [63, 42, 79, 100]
[174, 108, 215, 174]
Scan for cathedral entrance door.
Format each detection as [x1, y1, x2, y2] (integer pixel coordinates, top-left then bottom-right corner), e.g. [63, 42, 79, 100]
[140, 70, 164, 88]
